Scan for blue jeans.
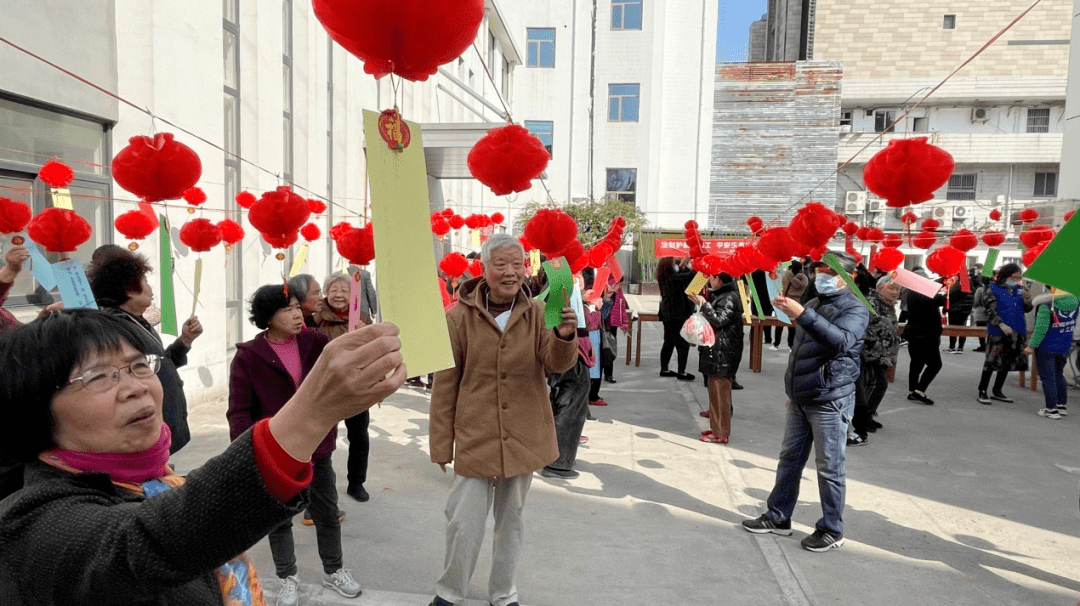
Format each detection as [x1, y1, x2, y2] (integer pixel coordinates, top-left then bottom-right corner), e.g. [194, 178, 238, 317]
[766, 394, 855, 536]
[1035, 349, 1070, 410]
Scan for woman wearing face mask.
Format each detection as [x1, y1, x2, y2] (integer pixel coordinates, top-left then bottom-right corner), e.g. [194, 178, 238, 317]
[689, 272, 744, 444]
[977, 263, 1033, 404]
[849, 276, 902, 445]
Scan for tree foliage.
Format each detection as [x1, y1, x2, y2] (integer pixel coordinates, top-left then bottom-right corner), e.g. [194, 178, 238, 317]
[513, 196, 648, 247]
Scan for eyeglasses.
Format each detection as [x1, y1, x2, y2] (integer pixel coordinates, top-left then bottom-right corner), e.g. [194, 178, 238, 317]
[64, 354, 162, 394]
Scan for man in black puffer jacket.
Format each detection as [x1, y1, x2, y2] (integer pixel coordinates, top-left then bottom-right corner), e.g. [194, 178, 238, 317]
[742, 251, 869, 553]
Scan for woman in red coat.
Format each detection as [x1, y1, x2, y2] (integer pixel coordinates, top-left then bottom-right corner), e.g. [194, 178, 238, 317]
[227, 284, 360, 606]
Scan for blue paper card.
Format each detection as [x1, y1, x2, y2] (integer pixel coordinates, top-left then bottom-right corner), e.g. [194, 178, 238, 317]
[24, 239, 56, 291]
[764, 272, 791, 324]
[569, 283, 587, 328]
[52, 258, 97, 310]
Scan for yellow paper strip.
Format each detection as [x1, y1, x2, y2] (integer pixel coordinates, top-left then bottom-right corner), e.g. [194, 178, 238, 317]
[737, 280, 752, 324]
[289, 244, 309, 277]
[471, 229, 481, 247]
[363, 111, 454, 377]
[51, 188, 73, 209]
[530, 249, 541, 276]
[685, 272, 709, 296]
[190, 258, 202, 318]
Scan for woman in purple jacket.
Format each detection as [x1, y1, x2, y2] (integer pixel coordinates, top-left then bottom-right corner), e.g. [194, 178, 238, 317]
[228, 284, 361, 606]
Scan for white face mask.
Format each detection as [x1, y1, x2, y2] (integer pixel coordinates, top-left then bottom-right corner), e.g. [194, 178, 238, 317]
[815, 273, 842, 295]
[1005, 279, 1020, 289]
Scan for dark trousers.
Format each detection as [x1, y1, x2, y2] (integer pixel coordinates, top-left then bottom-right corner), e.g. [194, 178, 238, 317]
[1035, 350, 1070, 410]
[772, 325, 784, 347]
[975, 320, 987, 349]
[547, 358, 591, 471]
[978, 369, 1010, 394]
[852, 362, 889, 437]
[269, 456, 343, 577]
[344, 410, 370, 488]
[601, 327, 617, 379]
[907, 335, 943, 393]
[660, 320, 690, 374]
[947, 311, 971, 350]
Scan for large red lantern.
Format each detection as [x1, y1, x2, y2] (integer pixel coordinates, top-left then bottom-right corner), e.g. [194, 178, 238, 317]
[882, 233, 904, 248]
[788, 202, 845, 250]
[179, 218, 223, 252]
[335, 223, 375, 266]
[949, 229, 978, 252]
[981, 231, 1006, 247]
[863, 137, 954, 208]
[926, 245, 966, 278]
[912, 230, 938, 250]
[1019, 225, 1055, 249]
[114, 210, 157, 250]
[431, 214, 451, 238]
[248, 186, 311, 258]
[313, 0, 484, 81]
[28, 208, 92, 254]
[111, 133, 202, 202]
[468, 125, 551, 196]
[756, 227, 797, 265]
[38, 161, 75, 188]
[439, 252, 469, 279]
[524, 208, 578, 258]
[874, 247, 905, 273]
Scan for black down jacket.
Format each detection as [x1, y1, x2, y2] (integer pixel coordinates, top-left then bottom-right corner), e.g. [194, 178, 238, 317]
[785, 289, 870, 405]
[697, 281, 744, 378]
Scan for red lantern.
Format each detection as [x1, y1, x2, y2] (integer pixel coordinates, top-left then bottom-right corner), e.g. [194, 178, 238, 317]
[467, 259, 484, 278]
[921, 218, 941, 232]
[300, 223, 321, 242]
[1019, 225, 1055, 249]
[1065, 210, 1076, 222]
[448, 214, 466, 230]
[842, 222, 859, 236]
[569, 255, 590, 275]
[882, 233, 904, 248]
[925, 245, 966, 278]
[330, 221, 353, 240]
[38, 161, 75, 188]
[912, 231, 937, 249]
[335, 223, 375, 266]
[0, 197, 32, 244]
[218, 219, 245, 250]
[431, 214, 451, 237]
[874, 247, 905, 273]
[313, 0, 484, 81]
[519, 236, 534, 252]
[464, 214, 485, 230]
[179, 218, 223, 252]
[439, 252, 469, 279]
[788, 202, 845, 250]
[1019, 208, 1039, 223]
[111, 133, 202, 202]
[855, 226, 870, 241]
[1023, 241, 1050, 267]
[949, 229, 978, 252]
[693, 254, 724, 276]
[307, 199, 328, 215]
[248, 186, 311, 255]
[468, 124, 550, 196]
[901, 212, 918, 225]
[863, 137, 954, 208]
[989, 209, 1002, 221]
[182, 187, 207, 214]
[261, 232, 298, 249]
[562, 240, 585, 265]
[587, 243, 613, 268]
[114, 210, 157, 249]
[865, 228, 885, 243]
[491, 212, 505, 224]
[756, 227, 797, 265]
[28, 208, 92, 253]
[235, 191, 257, 209]
[523, 208, 578, 258]
[747, 216, 765, 235]
[981, 231, 1006, 247]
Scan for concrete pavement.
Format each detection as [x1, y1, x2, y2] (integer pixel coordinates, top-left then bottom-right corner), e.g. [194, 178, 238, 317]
[172, 323, 1080, 605]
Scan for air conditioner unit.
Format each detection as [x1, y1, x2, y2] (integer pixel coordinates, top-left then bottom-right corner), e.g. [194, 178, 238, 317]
[933, 206, 955, 221]
[845, 191, 867, 213]
[971, 107, 989, 123]
[952, 206, 974, 220]
[867, 199, 886, 212]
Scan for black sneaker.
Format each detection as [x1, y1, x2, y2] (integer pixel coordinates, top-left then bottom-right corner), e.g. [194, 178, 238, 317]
[867, 420, 883, 432]
[539, 467, 580, 479]
[741, 514, 792, 536]
[907, 391, 934, 405]
[847, 434, 868, 446]
[604, 376, 617, 384]
[731, 381, 744, 390]
[990, 391, 1014, 403]
[677, 372, 696, 381]
[429, 597, 453, 606]
[977, 391, 992, 405]
[660, 370, 677, 377]
[347, 484, 369, 502]
[801, 529, 845, 552]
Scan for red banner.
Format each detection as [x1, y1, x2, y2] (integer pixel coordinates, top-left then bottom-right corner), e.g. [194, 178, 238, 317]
[654, 238, 744, 258]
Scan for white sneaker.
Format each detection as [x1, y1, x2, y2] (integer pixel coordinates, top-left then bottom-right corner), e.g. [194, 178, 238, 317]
[1038, 408, 1061, 420]
[1057, 406, 1067, 416]
[769, 345, 779, 351]
[278, 575, 300, 606]
[323, 568, 361, 598]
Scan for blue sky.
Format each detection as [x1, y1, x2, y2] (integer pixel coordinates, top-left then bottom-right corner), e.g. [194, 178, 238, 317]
[716, 0, 767, 62]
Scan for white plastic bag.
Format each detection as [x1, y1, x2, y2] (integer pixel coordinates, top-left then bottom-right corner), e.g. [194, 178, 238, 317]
[680, 304, 715, 347]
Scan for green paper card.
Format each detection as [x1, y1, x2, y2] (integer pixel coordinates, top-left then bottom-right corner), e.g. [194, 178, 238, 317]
[542, 257, 573, 329]
[1022, 213, 1080, 294]
[822, 252, 876, 314]
[159, 215, 178, 336]
[745, 275, 765, 318]
[982, 249, 999, 277]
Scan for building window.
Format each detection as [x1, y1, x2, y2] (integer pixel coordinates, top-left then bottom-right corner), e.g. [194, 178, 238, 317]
[612, 0, 643, 30]
[0, 96, 111, 307]
[489, 32, 497, 70]
[606, 169, 637, 204]
[874, 110, 896, 133]
[526, 28, 555, 68]
[913, 117, 928, 132]
[524, 121, 553, 157]
[1027, 108, 1050, 133]
[946, 173, 977, 201]
[502, 58, 512, 99]
[943, 15, 956, 29]
[608, 84, 640, 122]
[1034, 172, 1057, 197]
[839, 111, 852, 127]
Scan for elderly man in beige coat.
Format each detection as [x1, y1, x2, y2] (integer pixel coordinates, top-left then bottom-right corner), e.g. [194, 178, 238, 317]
[429, 233, 578, 606]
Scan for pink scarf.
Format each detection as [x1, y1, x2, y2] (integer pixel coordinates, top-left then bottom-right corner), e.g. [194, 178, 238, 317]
[44, 423, 172, 484]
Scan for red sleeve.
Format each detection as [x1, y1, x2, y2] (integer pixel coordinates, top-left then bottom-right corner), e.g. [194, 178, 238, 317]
[253, 418, 313, 502]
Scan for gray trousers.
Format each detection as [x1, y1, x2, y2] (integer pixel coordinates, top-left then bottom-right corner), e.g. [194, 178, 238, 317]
[435, 473, 532, 606]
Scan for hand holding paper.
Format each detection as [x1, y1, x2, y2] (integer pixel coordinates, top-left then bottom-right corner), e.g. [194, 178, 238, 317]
[555, 305, 578, 340]
[772, 295, 804, 321]
[180, 316, 203, 348]
[4, 246, 29, 273]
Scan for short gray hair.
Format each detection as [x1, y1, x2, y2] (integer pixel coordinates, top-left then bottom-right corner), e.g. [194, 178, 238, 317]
[286, 274, 316, 299]
[323, 271, 350, 293]
[876, 275, 897, 290]
[481, 233, 524, 263]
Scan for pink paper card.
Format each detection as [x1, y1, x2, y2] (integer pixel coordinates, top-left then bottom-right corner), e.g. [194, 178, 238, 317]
[348, 271, 365, 332]
[891, 267, 943, 298]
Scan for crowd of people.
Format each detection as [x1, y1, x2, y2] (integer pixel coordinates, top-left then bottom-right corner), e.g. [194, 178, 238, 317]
[0, 234, 1077, 604]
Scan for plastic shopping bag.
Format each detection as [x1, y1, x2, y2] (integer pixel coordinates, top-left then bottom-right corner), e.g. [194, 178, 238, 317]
[680, 305, 715, 347]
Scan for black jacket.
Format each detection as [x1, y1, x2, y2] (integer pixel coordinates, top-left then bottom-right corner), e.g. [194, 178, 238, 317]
[101, 306, 192, 454]
[697, 281, 744, 377]
[903, 289, 946, 339]
[658, 268, 695, 325]
[948, 281, 974, 316]
[785, 289, 870, 404]
[0, 431, 302, 606]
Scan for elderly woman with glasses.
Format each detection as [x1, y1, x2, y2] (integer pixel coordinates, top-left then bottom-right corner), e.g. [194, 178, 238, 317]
[0, 308, 405, 605]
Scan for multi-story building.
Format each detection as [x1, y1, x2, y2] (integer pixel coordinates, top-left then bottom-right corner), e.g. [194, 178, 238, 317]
[1, 0, 718, 406]
[748, 0, 1074, 265]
